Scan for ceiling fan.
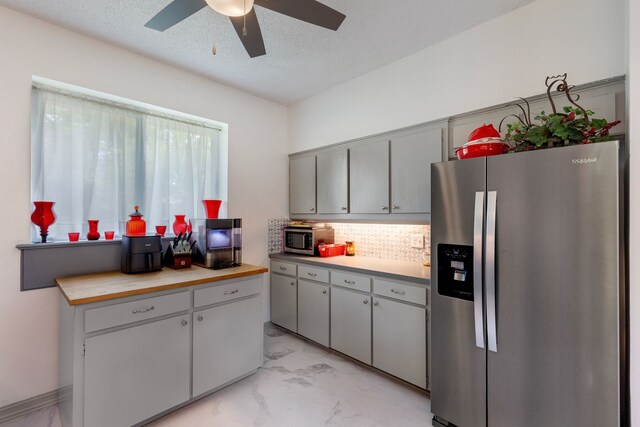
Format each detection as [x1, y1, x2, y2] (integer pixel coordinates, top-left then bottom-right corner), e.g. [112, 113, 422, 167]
[145, 0, 346, 58]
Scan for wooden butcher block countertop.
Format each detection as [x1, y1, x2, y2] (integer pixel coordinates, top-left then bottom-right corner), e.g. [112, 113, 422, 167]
[56, 264, 268, 306]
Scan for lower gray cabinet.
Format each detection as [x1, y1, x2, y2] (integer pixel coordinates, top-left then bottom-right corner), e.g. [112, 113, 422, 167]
[270, 273, 297, 332]
[193, 295, 262, 396]
[84, 314, 191, 427]
[331, 287, 372, 364]
[372, 297, 426, 388]
[297, 279, 330, 346]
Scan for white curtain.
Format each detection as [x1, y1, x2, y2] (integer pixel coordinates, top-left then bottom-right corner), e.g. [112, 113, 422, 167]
[31, 88, 223, 242]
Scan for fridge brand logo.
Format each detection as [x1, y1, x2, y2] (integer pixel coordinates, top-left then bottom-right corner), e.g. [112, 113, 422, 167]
[572, 157, 598, 165]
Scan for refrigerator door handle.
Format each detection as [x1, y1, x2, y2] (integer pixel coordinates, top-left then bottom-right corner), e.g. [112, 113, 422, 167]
[473, 191, 485, 349]
[486, 190, 498, 352]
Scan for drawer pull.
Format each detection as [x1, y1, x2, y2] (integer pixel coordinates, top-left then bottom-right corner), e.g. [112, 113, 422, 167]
[224, 289, 240, 295]
[279, 266, 287, 271]
[391, 289, 406, 295]
[132, 306, 155, 314]
[307, 272, 317, 277]
[344, 279, 356, 285]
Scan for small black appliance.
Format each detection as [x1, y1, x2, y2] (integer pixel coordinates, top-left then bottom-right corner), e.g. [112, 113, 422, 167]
[121, 235, 163, 274]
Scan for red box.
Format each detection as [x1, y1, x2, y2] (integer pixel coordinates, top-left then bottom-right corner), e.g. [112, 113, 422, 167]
[318, 243, 346, 257]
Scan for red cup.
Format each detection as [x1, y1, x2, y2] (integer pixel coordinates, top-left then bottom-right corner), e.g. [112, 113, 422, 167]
[155, 225, 167, 237]
[104, 231, 115, 240]
[68, 232, 80, 242]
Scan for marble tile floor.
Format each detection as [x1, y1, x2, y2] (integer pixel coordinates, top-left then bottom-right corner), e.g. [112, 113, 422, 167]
[2, 323, 432, 427]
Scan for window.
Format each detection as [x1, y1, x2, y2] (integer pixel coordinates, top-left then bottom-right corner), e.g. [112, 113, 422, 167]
[30, 83, 228, 242]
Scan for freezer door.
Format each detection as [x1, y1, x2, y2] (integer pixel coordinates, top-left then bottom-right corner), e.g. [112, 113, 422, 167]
[486, 142, 620, 426]
[431, 157, 487, 427]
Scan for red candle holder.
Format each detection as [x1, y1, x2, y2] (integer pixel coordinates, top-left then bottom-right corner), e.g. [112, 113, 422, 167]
[30, 201, 56, 243]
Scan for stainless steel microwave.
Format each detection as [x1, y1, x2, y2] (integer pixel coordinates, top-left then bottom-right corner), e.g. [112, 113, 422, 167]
[283, 226, 334, 256]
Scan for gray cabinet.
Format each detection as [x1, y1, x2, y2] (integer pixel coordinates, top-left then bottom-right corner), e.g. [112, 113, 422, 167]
[317, 149, 349, 214]
[193, 295, 262, 396]
[297, 279, 330, 346]
[350, 139, 390, 214]
[84, 314, 190, 427]
[270, 273, 297, 332]
[391, 128, 442, 214]
[331, 287, 372, 364]
[372, 297, 427, 388]
[289, 155, 316, 214]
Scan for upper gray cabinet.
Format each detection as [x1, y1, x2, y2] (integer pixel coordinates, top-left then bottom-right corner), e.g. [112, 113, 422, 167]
[289, 155, 316, 215]
[350, 139, 390, 214]
[391, 128, 443, 214]
[317, 149, 349, 214]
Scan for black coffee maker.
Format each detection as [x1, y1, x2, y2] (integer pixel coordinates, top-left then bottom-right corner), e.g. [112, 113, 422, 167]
[121, 235, 163, 274]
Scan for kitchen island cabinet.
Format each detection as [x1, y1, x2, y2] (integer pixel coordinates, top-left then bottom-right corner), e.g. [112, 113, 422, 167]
[57, 264, 267, 427]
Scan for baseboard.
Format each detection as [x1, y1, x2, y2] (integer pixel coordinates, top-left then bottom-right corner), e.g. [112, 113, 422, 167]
[0, 389, 60, 423]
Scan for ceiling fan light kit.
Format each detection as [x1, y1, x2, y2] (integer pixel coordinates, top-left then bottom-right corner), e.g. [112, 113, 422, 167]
[145, 0, 346, 58]
[205, 0, 253, 17]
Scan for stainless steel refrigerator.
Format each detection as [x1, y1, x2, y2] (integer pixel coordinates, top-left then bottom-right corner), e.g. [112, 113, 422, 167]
[430, 141, 627, 427]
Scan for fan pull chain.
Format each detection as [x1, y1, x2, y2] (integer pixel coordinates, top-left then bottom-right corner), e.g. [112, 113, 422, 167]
[211, 15, 217, 55]
[242, 0, 247, 36]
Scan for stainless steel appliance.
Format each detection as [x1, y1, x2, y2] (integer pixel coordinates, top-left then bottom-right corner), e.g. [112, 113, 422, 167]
[193, 218, 242, 269]
[430, 141, 627, 427]
[283, 225, 334, 256]
[121, 235, 163, 274]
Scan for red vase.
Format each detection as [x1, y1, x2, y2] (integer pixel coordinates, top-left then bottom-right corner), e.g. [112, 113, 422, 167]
[87, 219, 100, 240]
[173, 215, 188, 236]
[202, 199, 222, 219]
[30, 201, 56, 243]
[126, 205, 146, 236]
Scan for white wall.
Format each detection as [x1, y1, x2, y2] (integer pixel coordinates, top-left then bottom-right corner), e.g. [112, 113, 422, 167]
[628, 0, 638, 423]
[0, 6, 288, 407]
[288, 0, 626, 152]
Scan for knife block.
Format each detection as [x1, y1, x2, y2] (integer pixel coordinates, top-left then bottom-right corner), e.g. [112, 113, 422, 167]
[163, 241, 193, 270]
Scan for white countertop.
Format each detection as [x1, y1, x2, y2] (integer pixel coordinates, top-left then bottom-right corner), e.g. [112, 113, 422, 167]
[269, 253, 430, 284]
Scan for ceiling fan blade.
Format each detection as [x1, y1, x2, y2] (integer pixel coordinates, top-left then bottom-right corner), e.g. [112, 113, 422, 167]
[229, 9, 266, 58]
[254, 0, 345, 31]
[145, 0, 208, 31]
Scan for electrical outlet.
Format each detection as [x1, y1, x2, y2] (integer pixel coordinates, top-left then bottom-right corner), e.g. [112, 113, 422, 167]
[410, 233, 425, 249]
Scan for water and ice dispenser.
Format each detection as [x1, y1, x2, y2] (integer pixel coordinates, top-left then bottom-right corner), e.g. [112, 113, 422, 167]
[437, 244, 474, 301]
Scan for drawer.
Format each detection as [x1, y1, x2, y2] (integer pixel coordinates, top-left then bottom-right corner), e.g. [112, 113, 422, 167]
[373, 278, 427, 306]
[298, 265, 329, 283]
[271, 260, 297, 276]
[331, 270, 371, 293]
[85, 291, 190, 333]
[194, 277, 261, 308]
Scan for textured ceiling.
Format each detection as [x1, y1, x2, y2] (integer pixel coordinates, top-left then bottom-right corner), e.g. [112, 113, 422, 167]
[0, 0, 536, 104]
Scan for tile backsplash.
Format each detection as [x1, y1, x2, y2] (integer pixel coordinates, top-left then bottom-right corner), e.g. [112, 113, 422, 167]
[267, 219, 430, 263]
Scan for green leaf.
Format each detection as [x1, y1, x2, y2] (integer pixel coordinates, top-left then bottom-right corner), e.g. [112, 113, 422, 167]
[563, 106, 573, 113]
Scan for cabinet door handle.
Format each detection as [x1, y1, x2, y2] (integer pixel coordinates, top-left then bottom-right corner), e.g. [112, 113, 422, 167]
[341, 207, 347, 211]
[390, 289, 406, 295]
[197, 315, 204, 321]
[307, 272, 317, 277]
[322, 290, 327, 295]
[382, 206, 389, 211]
[310, 207, 315, 212]
[290, 282, 296, 286]
[373, 301, 379, 306]
[363, 299, 369, 305]
[132, 306, 154, 314]
[279, 266, 287, 271]
[224, 289, 239, 295]
[181, 319, 188, 326]
[392, 205, 400, 210]
[344, 279, 355, 285]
